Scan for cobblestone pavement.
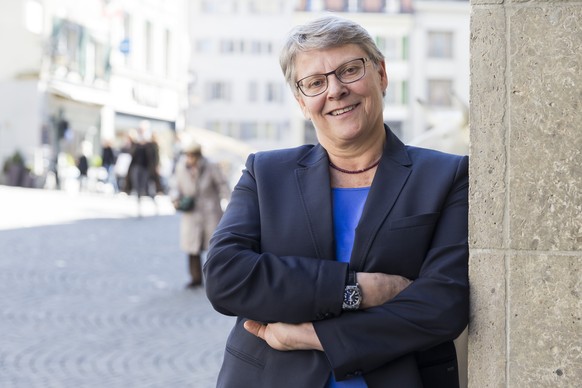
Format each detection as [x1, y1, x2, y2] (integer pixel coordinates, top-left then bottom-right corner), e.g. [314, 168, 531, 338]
[0, 186, 234, 387]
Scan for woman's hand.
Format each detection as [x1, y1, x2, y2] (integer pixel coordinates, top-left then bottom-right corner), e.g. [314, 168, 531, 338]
[357, 272, 412, 309]
[243, 320, 323, 352]
[242, 272, 412, 352]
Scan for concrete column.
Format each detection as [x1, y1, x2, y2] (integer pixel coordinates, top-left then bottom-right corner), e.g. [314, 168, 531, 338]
[469, 0, 581, 386]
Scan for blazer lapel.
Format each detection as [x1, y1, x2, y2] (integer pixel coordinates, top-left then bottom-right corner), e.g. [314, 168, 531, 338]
[295, 145, 335, 260]
[351, 128, 413, 270]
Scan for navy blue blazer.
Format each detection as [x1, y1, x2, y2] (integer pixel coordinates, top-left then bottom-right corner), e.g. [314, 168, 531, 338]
[205, 126, 469, 388]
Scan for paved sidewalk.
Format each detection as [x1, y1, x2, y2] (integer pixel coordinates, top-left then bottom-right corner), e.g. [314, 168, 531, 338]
[0, 186, 234, 387]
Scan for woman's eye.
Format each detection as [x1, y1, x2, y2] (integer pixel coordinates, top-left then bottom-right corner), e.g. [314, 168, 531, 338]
[307, 78, 324, 88]
[342, 66, 357, 75]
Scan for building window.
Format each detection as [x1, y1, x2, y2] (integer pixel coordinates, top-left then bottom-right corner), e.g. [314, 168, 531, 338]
[427, 31, 453, 59]
[384, 80, 408, 105]
[264, 122, 283, 141]
[240, 122, 257, 140]
[236, 40, 245, 53]
[324, 0, 347, 12]
[266, 82, 285, 104]
[402, 35, 409, 60]
[206, 81, 231, 101]
[376, 36, 399, 60]
[206, 121, 221, 133]
[201, 0, 237, 14]
[264, 42, 273, 54]
[249, 0, 285, 13]
[50, 19, 83, 77]
[220, 40, 235, 54]
[295, 0, 310, 11]
[163, 29, 171, 77]
[362, 0, 385, 12]
[196, 39, 214, 54]
[400, 0, 414, 13]
[122, 13, 132, 66]
[376, 34, 409, 61]
[86, 39, 109, 83]
[427, 79, 453, 107]
[145, 20, 154, 72]
[248, 81, 259, 102]
[401, 79, 409, 105]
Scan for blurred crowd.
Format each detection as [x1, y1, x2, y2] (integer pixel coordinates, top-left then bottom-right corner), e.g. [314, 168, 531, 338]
[2, 122, 184, 199]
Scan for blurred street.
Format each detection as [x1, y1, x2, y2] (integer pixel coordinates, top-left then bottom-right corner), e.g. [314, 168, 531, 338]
[0, 186, 234, 388]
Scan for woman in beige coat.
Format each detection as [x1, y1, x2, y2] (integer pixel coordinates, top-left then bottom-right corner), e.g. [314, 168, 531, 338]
[172, 141, 230, 288]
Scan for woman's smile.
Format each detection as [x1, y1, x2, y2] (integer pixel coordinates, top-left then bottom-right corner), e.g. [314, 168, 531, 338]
[328, 103, 360, 116]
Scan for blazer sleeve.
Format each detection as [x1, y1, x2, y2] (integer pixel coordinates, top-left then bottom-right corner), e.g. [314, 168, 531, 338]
[314, 155, 469, 381]
[204, 152, 348, 324]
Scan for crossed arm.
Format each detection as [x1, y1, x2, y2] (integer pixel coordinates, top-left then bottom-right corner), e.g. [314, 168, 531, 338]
[206, 152, 469, 370]
[244, 272, 412, 351]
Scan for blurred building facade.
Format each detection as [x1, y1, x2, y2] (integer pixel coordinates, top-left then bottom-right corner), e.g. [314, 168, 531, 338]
[0, 0, 189, 186]
[186, 0, 297, 151]
[186, 0, 469, 152]
[0, 0, 469, 188]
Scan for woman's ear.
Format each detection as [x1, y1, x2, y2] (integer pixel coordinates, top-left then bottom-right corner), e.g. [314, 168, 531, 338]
[377, 59, 389, 94]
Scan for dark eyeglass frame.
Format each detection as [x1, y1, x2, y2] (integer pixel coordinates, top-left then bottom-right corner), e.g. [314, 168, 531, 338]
[295, 57, 369, 97]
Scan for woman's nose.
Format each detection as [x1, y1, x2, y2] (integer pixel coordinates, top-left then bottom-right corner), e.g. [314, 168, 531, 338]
[326, 75, 348, 99]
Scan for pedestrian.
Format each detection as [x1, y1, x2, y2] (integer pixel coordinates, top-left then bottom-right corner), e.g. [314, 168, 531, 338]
[116, 132, 135, 194]
[171, 140, 230, 288]
[101, 139, 118, 192]
[76, 153, 89, 191]
[204, 15, 469, 388]
[146, 132, 164, 195]
[126, 124, 157, 215]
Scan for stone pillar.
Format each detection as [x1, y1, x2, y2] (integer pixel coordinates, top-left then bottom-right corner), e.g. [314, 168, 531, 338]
[469, 0, 581, 386]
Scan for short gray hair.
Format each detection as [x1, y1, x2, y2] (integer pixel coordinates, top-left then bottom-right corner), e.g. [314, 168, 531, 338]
[279, 15, 385, 94]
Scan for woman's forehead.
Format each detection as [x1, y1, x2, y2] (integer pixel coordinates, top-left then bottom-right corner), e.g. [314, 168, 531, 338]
[294, 45, 365, 75]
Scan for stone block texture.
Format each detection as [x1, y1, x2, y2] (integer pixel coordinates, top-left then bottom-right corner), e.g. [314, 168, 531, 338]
[508, 5, 582, 252]
[469, 1, 581, 387]
[468, 252, 507, 387]
[508, 253, 581, 386]
[469, 7, 507, 250]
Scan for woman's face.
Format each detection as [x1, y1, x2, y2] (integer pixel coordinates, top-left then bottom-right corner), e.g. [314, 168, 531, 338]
[186, 152, 199, 167]
[294, 44, 388, 150]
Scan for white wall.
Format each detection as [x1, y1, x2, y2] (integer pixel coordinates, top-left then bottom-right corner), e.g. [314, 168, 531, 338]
[0, 80, 42, 165]
[0, 1, 44, 80]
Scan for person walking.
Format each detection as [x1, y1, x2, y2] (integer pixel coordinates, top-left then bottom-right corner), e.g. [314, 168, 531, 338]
[204, 15, 469, 388]
[126, 124, 158, 216]
[101, 139, 118, 192]
[146, 132, 164, 195]
[76, 153, 89, 192]
[172, 140, 230, 288]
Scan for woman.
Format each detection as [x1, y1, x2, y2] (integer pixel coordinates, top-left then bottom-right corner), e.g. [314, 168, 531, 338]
[172, 140, 230, 288]
[204, 15, 469, 387]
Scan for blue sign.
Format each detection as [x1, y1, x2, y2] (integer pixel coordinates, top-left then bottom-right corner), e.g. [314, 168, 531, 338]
[119, 38, 131, 54]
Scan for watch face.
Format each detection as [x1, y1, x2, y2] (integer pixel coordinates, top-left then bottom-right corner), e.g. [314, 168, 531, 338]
[343, 285, 361, 310]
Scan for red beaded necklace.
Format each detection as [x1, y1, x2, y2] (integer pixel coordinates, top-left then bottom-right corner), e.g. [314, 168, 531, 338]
[329, 157, 381, 174]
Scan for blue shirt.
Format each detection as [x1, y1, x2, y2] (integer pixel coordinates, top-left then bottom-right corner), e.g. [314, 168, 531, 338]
[327, 187, 370, 388]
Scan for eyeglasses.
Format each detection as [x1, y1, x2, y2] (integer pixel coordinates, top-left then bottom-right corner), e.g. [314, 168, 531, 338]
[295, 58, 369, 97]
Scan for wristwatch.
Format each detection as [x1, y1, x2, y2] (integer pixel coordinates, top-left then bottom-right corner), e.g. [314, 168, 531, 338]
[342, 271, 362, 311]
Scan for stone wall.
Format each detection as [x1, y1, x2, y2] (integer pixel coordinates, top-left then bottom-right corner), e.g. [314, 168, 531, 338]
[469, 0, 581, 386]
